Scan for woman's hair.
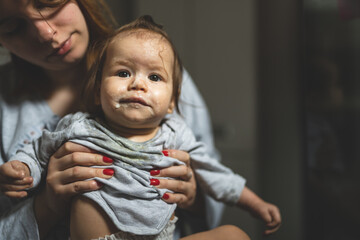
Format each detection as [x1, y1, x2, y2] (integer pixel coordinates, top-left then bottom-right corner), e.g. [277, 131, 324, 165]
[7, 0, 117, 100]
[83, 15, 183, 116]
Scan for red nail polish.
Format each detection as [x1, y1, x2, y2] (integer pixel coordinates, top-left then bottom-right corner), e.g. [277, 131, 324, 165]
[150, 178, 160, 186]
[103, 156, 113, 163]
[103, 169, 114, 176]
[162, 193, 170, 200]
[150, 170, 160, 176]
[96, 181, 103, 187]
[162, 150, 169, 156]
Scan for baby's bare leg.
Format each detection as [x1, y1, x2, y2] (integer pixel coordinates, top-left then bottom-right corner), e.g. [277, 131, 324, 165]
[180, 225, 250, 240]
[70, 196, 118, 240]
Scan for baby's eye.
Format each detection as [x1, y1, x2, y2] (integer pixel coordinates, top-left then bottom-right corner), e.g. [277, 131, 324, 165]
[117, 71, 130, 78]
[149, 74, 162, 82]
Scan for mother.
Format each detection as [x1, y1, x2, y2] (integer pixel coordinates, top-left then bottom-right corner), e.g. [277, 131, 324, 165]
[0, 0, 225, 239]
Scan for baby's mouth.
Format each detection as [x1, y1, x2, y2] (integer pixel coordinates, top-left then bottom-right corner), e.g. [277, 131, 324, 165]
[119, 97, 149, 106]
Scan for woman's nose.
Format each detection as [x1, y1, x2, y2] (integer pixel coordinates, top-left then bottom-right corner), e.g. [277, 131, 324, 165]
[32, 19, 56, 43]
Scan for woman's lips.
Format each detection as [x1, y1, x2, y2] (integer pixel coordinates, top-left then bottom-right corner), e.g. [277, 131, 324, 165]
[48, 37, 72, 58]
[56, 37, 72, 55]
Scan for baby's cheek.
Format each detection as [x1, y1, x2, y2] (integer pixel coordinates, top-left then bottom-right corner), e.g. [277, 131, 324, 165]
[101, 86, 120, 108]
[100, 96, 115, 115]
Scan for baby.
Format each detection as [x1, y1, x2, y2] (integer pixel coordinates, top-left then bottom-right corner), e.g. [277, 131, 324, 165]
[0, 16, 280, 240]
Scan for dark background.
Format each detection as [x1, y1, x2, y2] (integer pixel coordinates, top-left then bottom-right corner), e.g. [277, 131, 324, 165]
[105, 1, 360, 240]
[1, 1, 358, 239]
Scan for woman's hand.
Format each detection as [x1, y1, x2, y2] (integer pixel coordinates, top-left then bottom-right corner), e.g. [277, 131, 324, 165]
[149, 149, 197, 209]
[34, 142, 114, 238]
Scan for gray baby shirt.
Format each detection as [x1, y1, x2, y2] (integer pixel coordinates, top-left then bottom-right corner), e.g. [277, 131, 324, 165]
[10, 112, 245, 235]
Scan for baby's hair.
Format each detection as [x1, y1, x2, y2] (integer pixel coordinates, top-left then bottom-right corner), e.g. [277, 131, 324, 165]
[83, 15, 183, 116]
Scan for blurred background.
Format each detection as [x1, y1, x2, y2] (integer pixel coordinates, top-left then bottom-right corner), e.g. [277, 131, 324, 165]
[1, 0, 358, 239]
[105, 0, 359, 240]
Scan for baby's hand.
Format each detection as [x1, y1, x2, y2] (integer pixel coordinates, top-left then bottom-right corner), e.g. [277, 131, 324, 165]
[0, 160, 33, 198]
[237, 187, 281, 235]
[250, 200, 281, 235]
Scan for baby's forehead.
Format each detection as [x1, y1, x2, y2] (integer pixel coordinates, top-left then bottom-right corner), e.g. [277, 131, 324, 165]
[108, 29, 174, 61]
[112, 29, 166, 43]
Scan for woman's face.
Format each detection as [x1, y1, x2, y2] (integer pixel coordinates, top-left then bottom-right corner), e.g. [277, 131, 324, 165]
[0, 0, 89, 71]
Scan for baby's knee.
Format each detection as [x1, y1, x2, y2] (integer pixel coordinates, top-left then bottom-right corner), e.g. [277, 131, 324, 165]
[218, 225, 251, 240]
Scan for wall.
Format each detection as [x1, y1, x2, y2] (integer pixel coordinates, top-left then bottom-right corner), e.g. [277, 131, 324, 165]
[257, 1, 303, 240]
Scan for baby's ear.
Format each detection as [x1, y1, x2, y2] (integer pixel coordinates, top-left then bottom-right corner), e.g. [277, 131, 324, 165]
[167, 100, 175, 114]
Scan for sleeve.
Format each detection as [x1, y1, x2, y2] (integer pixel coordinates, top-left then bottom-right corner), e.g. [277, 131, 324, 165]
[9, 113, 76, 188]
[11, 144, 44, 188]
[0, 196, 40, 240]
[9, 130, 64, 189]
[176, 120, 246, 205]
[175, 69, 237, 231]
[190, 142, 246, 205]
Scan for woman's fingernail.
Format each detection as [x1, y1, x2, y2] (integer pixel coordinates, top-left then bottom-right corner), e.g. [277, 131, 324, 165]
[103, 156, 113, 163]
[162, 193, 170, 200]
[103, 168, 114, 176]
[150, 179, 160, 186]
[24, 177, 33, 182]
[96, 181, 104, 187]
[162, 150, 169, 156]
[150, 170, 160, 176]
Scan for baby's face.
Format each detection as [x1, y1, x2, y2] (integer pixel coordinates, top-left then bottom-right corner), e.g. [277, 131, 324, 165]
[99, 30, 175, 132]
